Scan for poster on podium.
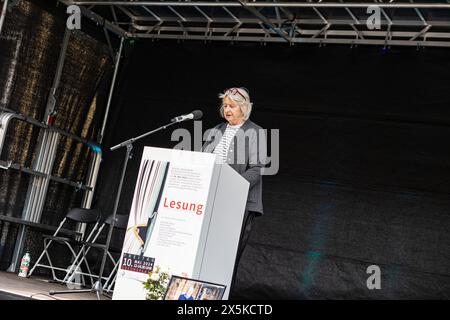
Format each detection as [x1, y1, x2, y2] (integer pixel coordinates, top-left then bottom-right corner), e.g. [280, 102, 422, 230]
[113, 147, 216, 300]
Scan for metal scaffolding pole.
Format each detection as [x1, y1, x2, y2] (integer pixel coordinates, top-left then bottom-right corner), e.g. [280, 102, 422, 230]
[81, 36, 124, 211]
[99, 36, 124, 143]
[0, 0, 8, 36]
[71, 2, 450, 9]
[8, 29, 72, 273]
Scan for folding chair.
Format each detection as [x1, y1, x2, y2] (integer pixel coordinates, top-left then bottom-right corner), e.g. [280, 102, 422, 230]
[102, 214, 128, 293]
[28, 208, 101, 286]
[59, 214, 128, 293]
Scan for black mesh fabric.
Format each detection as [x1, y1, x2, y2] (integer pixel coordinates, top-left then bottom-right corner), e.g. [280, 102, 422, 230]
[0, 0, 113, 271]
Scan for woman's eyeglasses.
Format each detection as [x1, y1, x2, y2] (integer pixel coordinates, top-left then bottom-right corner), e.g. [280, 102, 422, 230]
[225, 87, 248, 101]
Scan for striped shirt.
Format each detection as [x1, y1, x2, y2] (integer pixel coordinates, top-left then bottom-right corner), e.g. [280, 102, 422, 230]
[213, 123, 243, 164]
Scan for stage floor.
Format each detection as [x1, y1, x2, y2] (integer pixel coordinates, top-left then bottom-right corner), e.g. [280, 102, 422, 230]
[0, 271, 111, 300]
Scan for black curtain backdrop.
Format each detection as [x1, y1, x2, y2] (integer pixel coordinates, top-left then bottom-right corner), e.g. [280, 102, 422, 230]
[0, 0, 113, 272]
[96, 41, 450, 299]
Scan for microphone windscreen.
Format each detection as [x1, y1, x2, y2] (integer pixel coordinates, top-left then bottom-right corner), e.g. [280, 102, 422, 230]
[192, 110, 203, 120]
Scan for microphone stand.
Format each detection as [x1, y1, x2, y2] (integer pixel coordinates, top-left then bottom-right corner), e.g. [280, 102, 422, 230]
[49, 120, 180, 299]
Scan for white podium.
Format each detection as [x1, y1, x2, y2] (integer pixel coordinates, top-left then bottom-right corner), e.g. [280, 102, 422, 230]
[113, 147, 249, 300]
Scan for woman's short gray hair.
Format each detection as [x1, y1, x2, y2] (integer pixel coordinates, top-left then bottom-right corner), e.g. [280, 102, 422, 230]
[218, 87, 253, 120]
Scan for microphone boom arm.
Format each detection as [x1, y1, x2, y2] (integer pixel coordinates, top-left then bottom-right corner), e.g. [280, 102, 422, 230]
[110, 121, 179, 151]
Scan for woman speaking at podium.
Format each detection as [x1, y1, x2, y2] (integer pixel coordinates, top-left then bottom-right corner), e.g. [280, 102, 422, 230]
[202, 87, 267, 296]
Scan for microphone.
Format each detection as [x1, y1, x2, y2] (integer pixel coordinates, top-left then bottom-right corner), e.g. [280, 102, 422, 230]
[171, 110, 203, 123]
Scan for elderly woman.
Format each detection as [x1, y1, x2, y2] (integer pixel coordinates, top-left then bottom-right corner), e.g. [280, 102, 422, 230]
[202, 87, 266, 295]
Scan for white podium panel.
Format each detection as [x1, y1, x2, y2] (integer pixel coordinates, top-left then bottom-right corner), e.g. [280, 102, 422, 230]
[113, 147, 249, 300]
[194, 164, 249, 299]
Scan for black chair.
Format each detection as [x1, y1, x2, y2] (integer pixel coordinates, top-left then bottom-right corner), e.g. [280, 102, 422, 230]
[102, 214, 128, 293]
[59, 214, 128, 293]
[28, 208, 101, 286]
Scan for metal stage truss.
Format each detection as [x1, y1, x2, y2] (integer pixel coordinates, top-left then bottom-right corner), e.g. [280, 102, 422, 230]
[59, 0, 450, 48]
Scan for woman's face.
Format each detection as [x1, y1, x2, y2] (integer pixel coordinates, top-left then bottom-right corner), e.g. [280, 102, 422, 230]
[222, 96, 245, 126]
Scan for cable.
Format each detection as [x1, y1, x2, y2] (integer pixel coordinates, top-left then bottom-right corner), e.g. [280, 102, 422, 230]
[29, 292, 58, 300]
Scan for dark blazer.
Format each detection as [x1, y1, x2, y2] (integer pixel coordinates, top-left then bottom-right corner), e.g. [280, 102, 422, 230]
[202, 120, 266, 215]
